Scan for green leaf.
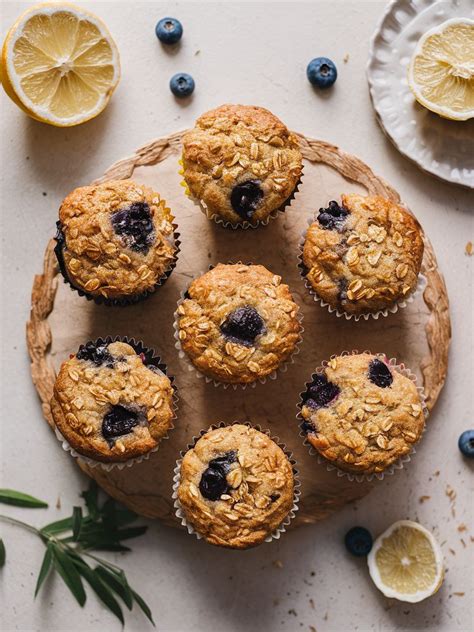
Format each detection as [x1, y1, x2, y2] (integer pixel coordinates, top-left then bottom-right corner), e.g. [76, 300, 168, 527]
[34, 543, 54, 597]
[131, 588, 155, 626]
[72, 507, 82, 541]
[114, 508, 139, 527]
[40, 516, 74, 536]
[0, 538, 5, 567]
[81, 481, 99, 520]
[72, 558, 124, 624]
[51, 545, 86, 607]
[111, 526, 148, 541]
[0, 489, 48, 508]
[95, 566, 133, 610]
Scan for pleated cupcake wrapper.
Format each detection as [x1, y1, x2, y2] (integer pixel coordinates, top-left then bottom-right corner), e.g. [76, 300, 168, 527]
[178, 158, 303, 229]
[54, 219, 181, 307]
[296, 350, 429, 483]
[297, 216, 427, 321]
[53, 336, 179, 471]
[171, 421, 301, 545]
[173, 262, 304, 389]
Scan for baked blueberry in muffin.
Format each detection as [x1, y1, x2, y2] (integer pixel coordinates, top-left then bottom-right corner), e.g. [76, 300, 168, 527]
[181, 104, 303, 226]
[55, 179, 178, 304]
[299, 353, 425, 475]
[176, 263, 301, 384]
[177, 424, 296, 548]
[301, 194, 424, 315]
[51, 339, 175, 463]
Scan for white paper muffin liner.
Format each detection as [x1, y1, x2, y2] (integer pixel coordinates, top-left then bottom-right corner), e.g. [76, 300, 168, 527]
[173, 263, 304, 389]
[52, 336, 179, 471]
[297, 350, 429, 483]
[179, 159, 303, 230]
[298, 214, 427, 321]
[171, 421, 301, 545]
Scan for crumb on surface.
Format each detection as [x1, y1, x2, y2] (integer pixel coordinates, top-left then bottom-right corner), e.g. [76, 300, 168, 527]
[465, 241, 472, 256]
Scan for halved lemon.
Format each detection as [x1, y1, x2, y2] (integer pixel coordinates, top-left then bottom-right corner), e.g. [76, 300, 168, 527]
[408, 18, 474, 121]
[1, 3, 120, 126]
[368, 520, 444, 603]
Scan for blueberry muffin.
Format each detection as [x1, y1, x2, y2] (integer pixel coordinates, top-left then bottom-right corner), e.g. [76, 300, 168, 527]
[181, 104, 303, 225]
[55, 179, 177, 304]
[177, 424, 296, 548]
[51, 339, 175, 463]
[176, 263, 301, 384]
[299, 353, 425, 475]
[301, 194, 424, 315]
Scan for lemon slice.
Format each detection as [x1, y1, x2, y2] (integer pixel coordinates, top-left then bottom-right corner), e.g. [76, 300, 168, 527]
[408, 18, 474, 121]
[368, 520, 444, 603]
[1, 2, 120, 126]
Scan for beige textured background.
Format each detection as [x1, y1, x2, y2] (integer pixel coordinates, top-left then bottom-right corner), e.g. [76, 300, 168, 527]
[0, 2, 472, 631]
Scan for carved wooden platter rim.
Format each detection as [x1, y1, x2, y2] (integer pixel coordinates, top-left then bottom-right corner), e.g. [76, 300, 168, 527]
[27, 130, 451, 528]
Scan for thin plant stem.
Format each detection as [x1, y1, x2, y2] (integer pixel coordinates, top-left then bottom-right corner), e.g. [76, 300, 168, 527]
[0, 514, 41, 536]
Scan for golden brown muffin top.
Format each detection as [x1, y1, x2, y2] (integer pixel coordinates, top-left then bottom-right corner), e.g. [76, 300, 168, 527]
[176, 263, 301, 384]
[302, 194, 424, 314]
[57, 179, 176, 300]
[300, 353, 425, 475]
[181, 104, 302, 225]
[177, 424, 295, 549]
[51, 341, 175, 462]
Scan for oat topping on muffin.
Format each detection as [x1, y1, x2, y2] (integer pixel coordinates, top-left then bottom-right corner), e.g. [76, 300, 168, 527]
[51, 340, 175, 462]
[176, 263, 301, 384]
[55, 179, 177, 302]
[181, 104, 302, 225]
[299, 353, 425, 474]
[302, 194, 424, 314]
[177, 424, 296, 548]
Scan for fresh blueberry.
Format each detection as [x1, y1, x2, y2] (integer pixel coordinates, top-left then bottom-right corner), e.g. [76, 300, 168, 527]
[317, 200, 349, 231]
[458, 430, 474, 459]
[155, 17, 183, 45]
[102, 405, 139, 441]
[169, 73, 195, 98]
[111, 202, 155, 253]
[230, 180, 264, 220]
[345, 526, 373, 557]
[303, 373, 340, 410]
[368, 359, 393, 388]
[307, 57, 338, 89]
[199, 451, 237, 501]
[220, 306, 266, 346]
[77, 341, 114, 367]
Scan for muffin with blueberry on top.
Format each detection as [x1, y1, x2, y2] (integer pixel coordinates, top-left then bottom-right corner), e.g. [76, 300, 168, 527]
[55, 179, 178, 305]
[176, 424, 297, 548]
[51, 338, 175, 463]
[301, 194, 424, 316]
[181, 104, 303, 226]
[176, 263, 301, 385]
[299, 353, 425, 475]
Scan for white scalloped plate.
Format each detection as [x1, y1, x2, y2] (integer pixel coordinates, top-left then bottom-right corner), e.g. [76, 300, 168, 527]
[367, 0, 474, 188]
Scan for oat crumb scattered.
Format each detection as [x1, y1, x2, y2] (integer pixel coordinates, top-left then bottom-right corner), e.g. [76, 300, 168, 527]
[195, 50, 200, 56]
[273, 560, 283, 569]
[465, 241, 473, 256]
[309, 626, 317, 632]
[343, 54, 349, 63]
[460, 538, 466, 548]
[324, 612, 328, 621]
[288, 608, 297, 616]
[419, 495, 431, 503]
[309, 598, 315, 610]
[453, 592, 465, 597]
[449, 548, 456, 556]
[457, 523, 467, 532]
[56, 495, 61, 509]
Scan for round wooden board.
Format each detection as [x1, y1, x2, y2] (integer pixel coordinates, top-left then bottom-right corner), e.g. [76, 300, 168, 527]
[27, 131, 451, 529]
